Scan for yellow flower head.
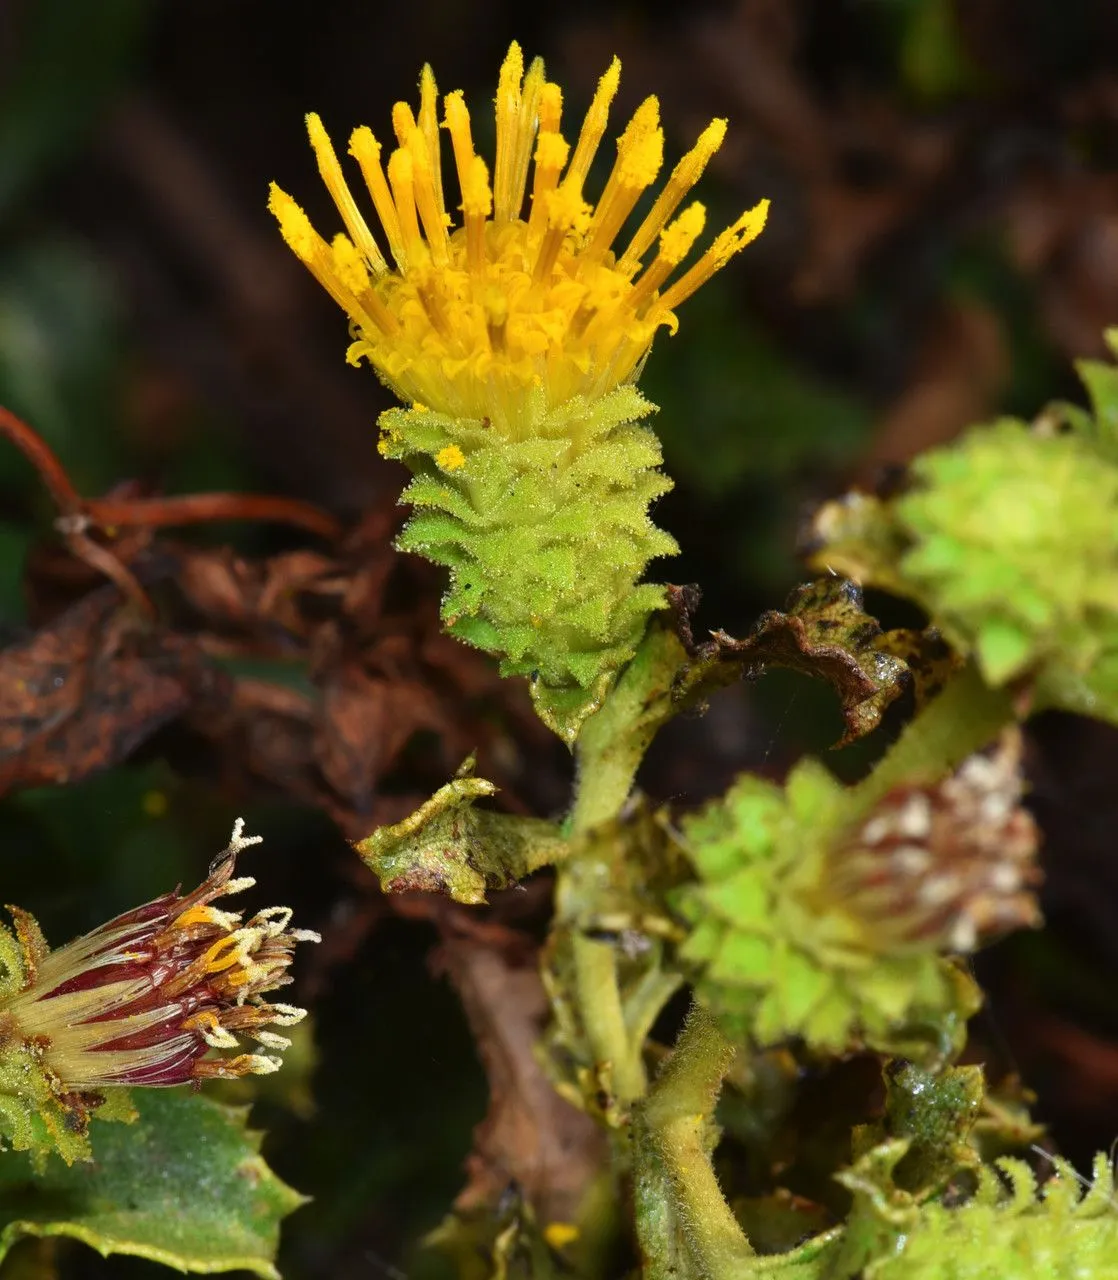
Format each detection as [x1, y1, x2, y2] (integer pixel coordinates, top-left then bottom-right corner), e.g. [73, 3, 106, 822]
[270, 43, 768, 434]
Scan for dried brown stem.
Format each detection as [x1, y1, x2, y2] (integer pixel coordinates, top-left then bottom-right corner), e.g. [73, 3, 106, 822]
[0, 404, 83, 514]
[86, 492, 342, 540]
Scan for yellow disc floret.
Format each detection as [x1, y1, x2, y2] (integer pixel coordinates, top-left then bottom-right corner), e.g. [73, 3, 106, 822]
[269, 43, 769, 436]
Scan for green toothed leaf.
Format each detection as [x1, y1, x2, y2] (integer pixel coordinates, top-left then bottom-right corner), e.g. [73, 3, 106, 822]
[0, 1088, 305, 1278]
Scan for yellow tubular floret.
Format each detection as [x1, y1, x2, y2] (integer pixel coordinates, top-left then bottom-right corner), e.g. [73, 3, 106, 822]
[627, 202, 708, 314]
[532, 183, 584, 284]
[538, 81, 563, 137]
[463, 155, 491, 270]
[418, 64, 444, 214]
[620, 118, 727, 272]
[268, 184, 392, 333]
[564, 57, 621, 200]
[387, 147, 423, 271]
[443, 90, 476, 204]
[506, 56, 546, 223]
[305, 114, 388, 275]
[348, 126, 405, 269]
[493, 42, 524, 223]
[583, 97, 663, 263]
[392, 101, 417, 147]
[528, 131, 569, 241]
[655, 198, 770, 313]
[273, 44, 769, 430]
[406, 125, 450, 265]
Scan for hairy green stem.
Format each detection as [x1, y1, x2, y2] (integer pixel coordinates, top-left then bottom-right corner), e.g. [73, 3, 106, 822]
[571, 934, 647, 1104]
[846, 660, 1015, 818]
[636, 1004, 754, 1279]
[559, 624, 690, 1107]
[570, 625, 688, 833]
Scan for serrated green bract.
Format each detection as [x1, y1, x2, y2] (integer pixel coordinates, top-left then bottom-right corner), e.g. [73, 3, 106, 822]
[379, 386, 678, 744]
[897, 419, 1118, 685]
[865, 1151, 1118, 1280]
[0, 915, 133, 1169]
[0, 1088, 306, 1278]
[810, 416, 1118, 720]
[675, 761, 979, 1058]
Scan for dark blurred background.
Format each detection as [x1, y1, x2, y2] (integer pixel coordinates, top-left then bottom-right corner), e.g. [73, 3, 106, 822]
[4, 1, 1118, 1276]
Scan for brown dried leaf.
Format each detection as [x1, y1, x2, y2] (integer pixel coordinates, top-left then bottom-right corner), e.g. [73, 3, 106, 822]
[313, 664, 446, 811]
[431, 927, 606, 1224]
[0, 589, 228, 794]
[857, 301, 1009, 479]
[176, 546, 334, 636]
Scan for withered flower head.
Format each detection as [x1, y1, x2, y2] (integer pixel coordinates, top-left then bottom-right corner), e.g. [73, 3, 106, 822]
[830, 731, 1042, 954]
[0, 820, 319, 1090]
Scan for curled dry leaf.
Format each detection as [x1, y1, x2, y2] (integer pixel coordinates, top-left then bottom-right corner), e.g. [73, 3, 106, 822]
[0, 588, 229, 795]
[430, 925, 606, 1225]
[670, 578, 953, 746]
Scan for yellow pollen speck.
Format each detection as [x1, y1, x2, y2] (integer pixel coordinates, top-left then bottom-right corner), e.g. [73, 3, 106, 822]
[436, 444, 466, 471]
[544, 1223, 580, 1250]
[272, 43, 769, 435]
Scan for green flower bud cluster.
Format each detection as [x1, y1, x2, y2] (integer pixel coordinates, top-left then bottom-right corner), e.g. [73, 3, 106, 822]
[899, 419, 1118, 685]
[811, 411, 1118, 719]
[674, 760, 978, 1058]
[380, 386, 678, 743]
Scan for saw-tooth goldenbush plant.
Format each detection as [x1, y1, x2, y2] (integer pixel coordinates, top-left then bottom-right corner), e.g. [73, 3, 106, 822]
[10, 38, 1118, 1280]
[262, 41, 1118, 1280]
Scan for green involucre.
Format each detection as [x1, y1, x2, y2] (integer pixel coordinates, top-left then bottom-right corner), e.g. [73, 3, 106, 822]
[897, 419, 1118, 685]
[0, 914, 132, 1169]
[378, 385, 678, 743]
[675, 761, 977, 1058]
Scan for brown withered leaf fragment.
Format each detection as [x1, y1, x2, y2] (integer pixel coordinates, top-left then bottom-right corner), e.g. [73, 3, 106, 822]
[679, 578, 915, 746]
[665, 582, 704, 657]
[206, 678, 319, 797]
[0, 588, 228, 794]
[175, 548, 257, 628]
[16, 487, 547, 829]
[313, 662, 447, 812]
[175, 546, 334, 638]
[431, 925, 606, 1224]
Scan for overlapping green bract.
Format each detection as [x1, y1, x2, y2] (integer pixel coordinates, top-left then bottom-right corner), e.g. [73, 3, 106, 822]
[815, 421, 1118, 686]
[0, 913, 116, 1168]
[810, 352, 1118, 722]
[846, 1146, 1118, 1280]
[900, 420, 1118, 684]
[675, 761, 977, 1058]
[379, 386, 678, 743]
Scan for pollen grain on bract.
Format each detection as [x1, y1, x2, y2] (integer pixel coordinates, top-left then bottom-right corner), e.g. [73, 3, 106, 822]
[0, 819, 320, 1091]
[269, 42, 769, 435]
